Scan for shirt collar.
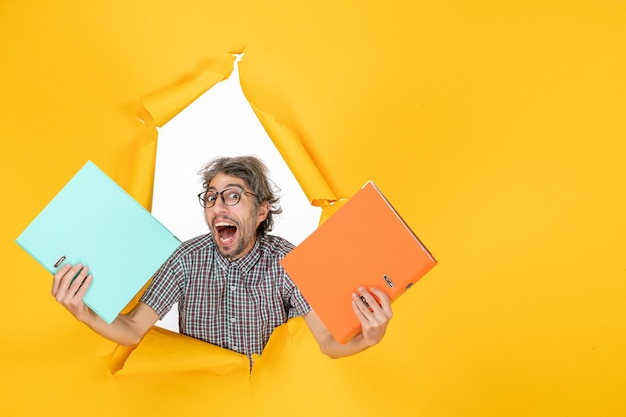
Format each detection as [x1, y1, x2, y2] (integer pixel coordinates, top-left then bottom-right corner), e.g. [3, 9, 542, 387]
[215, 237, 261, 274]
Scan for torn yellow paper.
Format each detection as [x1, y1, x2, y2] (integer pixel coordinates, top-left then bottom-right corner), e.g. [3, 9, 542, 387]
[249, 102, 337, 207]
[142, 53, 238, 128]
[112, 327, 248, 376]
[3, 1, 626, 417]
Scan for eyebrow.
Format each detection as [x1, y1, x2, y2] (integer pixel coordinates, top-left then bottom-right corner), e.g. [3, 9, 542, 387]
[207, 183, 246, 191]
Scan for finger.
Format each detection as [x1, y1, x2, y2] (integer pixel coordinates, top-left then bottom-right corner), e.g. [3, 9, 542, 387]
[356, 288, 392, 326]
[66, 265, 90, 298]
[352, 291, 374, 320]
[368, 287, 393, 319]
[357, 287, 383, 313]
[51, 264, 72, 295]
[54, 263, 82, 299]
[56, 264, 86, 302]
[351, 297, 370, 323]
[73, 273, 92, 299]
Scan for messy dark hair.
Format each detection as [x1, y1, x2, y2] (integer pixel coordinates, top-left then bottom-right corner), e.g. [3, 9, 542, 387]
[199, 155, 282, 236]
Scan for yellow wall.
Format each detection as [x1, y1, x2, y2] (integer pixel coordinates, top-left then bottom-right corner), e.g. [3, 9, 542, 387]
[1, 1, 624, 416]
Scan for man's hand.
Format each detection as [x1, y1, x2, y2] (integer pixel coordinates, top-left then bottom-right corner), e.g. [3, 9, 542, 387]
[51, 263, 93, 322]
[303, 287, 393, 358]
[351, 287, 393, 347]
[50, 263, 159, 346]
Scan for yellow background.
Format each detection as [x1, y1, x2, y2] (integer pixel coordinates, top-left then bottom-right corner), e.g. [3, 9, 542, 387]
[1, 1, 625, 416]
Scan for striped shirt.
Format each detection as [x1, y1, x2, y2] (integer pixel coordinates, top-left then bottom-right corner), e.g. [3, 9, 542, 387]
[140, 233, 311, 364]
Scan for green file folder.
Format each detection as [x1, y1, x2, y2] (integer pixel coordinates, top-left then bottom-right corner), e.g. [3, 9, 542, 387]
[16, 161, 181, 324]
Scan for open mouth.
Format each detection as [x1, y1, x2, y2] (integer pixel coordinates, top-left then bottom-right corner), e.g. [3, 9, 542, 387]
[214, 220, 238, 246]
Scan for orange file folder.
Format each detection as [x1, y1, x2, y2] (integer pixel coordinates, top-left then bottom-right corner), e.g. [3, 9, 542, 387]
[281, 181, 437, 343]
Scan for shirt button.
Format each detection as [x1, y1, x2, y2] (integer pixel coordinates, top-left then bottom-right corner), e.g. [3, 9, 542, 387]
[230, 286, 236, 291]
[232, 346, 238, 351]
[230, 317, 236, 323]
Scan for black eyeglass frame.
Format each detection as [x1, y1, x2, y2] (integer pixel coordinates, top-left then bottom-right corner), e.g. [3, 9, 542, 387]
[197, 187, 257, 208]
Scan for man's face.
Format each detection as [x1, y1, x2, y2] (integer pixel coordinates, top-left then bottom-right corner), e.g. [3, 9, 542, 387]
[204, 173, 269, 260]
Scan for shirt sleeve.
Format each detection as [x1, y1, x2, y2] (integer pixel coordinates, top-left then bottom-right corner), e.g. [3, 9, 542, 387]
[284, 273, 311, 319]
[139, 252, 184, 319]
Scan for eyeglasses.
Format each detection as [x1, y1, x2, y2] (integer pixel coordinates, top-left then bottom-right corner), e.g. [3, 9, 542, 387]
[197, 187, 257, 208]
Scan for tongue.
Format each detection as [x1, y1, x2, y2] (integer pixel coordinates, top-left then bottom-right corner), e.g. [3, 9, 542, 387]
[219, 226, 237, 244]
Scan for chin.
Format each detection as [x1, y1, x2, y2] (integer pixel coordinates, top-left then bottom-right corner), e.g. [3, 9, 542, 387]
[219, 244, 244, 260]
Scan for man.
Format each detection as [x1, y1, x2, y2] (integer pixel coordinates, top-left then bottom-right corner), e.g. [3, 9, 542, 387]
[52, 155, 392, 364]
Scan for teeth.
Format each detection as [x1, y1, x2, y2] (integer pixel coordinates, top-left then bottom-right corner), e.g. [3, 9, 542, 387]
[215, 221, 235, 227]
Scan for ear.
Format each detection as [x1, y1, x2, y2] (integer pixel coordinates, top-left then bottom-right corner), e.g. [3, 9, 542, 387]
[256, 201, 269, 225]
